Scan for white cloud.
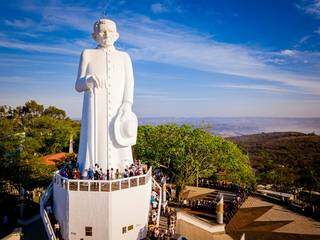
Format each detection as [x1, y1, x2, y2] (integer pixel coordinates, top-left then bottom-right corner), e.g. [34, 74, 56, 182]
[220, 84, 295, 93]
[280, 49, 296, 56]
[297, 0, 320, 18]
[0, 76, 52, 84]
[4, 18, 35, 28]
[0, 54, 77, 67]
[4, 17, 56, 32]
[151, 3, 168, 13]
[0, 38, 79, 55]
[266, 58, 285, 64]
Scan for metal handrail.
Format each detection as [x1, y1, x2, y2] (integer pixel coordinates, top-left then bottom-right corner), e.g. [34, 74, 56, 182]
[152, 177, 162, 227]
[40, 182, 57, 240]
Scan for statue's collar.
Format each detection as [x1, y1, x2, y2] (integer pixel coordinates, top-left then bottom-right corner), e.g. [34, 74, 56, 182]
[96, 45, 116, 52]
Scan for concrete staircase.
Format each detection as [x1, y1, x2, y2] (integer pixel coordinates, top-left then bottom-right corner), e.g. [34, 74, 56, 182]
[159, 215, 168, 232]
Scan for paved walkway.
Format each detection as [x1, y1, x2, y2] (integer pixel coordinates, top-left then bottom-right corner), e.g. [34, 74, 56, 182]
[22, 218, 47, 240]
[227, 196, 320, 240]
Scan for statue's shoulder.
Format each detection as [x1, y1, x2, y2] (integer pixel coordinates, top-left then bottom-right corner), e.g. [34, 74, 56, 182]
[116, 50, 131, 60]
[81, 48, 98, 56]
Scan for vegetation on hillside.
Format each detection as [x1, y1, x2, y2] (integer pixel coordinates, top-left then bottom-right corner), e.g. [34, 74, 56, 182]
[229, 132, 320, 192]
[0, 100, 80, 190]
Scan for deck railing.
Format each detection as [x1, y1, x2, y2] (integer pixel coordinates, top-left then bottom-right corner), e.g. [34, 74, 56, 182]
[54, 167, 152, 192]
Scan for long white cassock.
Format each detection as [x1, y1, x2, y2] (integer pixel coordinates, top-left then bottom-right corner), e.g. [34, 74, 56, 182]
[75, 45, 134, 173]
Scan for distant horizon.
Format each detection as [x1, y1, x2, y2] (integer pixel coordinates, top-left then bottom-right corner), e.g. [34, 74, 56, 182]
[70, 116, 320, 120]
[138, 116, 320, 136]
[70, 116, 320, 137]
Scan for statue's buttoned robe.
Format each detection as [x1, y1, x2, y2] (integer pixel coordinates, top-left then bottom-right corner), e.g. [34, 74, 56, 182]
[75, 46, 134, 174]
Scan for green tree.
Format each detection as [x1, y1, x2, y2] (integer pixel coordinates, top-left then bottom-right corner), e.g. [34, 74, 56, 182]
[43, 106, 66, 119]
[22, 100, 44, 117]
[135, 124, 255, 198]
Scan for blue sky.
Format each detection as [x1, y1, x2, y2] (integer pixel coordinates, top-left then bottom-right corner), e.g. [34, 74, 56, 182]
[0, 0, 320, 118]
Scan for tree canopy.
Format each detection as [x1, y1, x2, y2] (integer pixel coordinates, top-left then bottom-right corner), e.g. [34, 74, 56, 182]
[135, 124, 256, 195]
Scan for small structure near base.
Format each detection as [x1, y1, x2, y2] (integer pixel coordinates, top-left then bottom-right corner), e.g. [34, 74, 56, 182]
[216, 194, 224, 224]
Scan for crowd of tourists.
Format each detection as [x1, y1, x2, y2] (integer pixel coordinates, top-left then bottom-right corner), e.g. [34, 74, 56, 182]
[224, 187, 247, 223]
[199, 178, 252, 193]
[189, 199, 216, 212]
[153, 169, 169, 186]
[58, 158, 148, 181]
[150, 187, 161, 225]
[148, 170, 178, 240]
[300, 202, 320, 220]
[149, 206, 177, 240]
[185, 178, 250, 224]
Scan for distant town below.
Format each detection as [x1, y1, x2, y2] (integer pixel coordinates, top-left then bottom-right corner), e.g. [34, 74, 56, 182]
[138, 117, 320, 137]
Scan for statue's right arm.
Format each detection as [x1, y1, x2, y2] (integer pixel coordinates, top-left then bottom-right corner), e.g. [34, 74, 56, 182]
[75, 50, 91, 92]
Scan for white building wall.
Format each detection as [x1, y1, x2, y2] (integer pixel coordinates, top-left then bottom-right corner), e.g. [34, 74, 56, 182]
[53, 175, 152, 240]
[108, 180, 151, 239]
[68, 191, 109, 240]
[53, 179, 69, 239]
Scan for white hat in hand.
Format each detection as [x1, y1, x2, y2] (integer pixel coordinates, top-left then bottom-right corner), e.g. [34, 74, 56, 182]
[114, 106, 138, 146]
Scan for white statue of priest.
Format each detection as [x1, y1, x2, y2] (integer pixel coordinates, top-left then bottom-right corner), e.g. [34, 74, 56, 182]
[75, 19, 137, 175]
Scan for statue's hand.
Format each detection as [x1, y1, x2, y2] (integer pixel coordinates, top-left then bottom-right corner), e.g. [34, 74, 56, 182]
[86, 74, 100, 89]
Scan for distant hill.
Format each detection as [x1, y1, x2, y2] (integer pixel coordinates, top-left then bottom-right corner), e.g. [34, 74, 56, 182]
[228, 132, 320, 191]
[139, 117, 320, 137]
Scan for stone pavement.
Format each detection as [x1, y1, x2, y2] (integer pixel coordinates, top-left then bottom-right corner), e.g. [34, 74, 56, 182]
[227, 196, 320, 240]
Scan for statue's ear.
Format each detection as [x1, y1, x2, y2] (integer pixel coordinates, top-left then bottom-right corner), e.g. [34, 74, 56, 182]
[92, 33, 97, 41]
[114, 32, 119, 42]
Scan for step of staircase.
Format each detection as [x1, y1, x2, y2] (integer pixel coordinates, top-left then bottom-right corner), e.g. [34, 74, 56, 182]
[159, 216, 169, 231]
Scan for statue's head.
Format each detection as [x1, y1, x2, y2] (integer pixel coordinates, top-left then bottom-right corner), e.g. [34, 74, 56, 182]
[92, 19, 119, 47]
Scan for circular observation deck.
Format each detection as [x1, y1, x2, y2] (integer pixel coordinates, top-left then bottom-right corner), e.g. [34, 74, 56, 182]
[53, 167, 152, 193]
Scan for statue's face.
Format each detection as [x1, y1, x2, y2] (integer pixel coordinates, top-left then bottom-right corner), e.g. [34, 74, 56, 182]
[93, 20, 119, 47]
